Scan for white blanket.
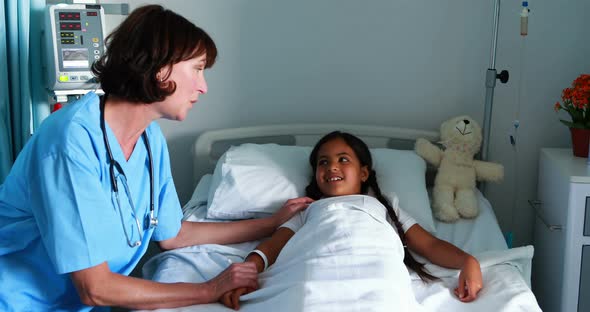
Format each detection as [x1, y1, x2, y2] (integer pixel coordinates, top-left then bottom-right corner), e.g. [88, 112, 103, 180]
[141, 195, 541, 312]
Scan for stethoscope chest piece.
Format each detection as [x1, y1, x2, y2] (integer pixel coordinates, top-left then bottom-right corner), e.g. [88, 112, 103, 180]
[147, 211, 158, 229]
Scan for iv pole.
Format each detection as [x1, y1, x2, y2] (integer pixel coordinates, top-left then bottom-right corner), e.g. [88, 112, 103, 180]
[482, 0, 509, 162]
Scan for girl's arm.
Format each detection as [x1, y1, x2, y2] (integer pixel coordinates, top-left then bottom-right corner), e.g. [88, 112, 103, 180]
[159, 197, 313, 250]
[220, 227, 296, 310]
[245, 227, 295, 272]
[405, 224, 483, 302]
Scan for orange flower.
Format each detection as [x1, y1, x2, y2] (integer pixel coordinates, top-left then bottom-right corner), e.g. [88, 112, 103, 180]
[554, 74, 590, 129]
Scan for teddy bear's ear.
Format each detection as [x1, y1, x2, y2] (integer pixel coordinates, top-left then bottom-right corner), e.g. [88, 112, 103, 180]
[439, 117, 453, 134]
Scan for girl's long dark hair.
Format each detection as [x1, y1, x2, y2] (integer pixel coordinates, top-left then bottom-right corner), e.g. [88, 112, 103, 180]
[305, 131, 437, 282]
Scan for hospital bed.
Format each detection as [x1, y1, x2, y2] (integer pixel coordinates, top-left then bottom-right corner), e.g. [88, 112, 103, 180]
[138, 124, 541, 312]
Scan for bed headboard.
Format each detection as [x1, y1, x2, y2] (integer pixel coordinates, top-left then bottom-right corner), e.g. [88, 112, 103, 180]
[192, 123, 439, 184]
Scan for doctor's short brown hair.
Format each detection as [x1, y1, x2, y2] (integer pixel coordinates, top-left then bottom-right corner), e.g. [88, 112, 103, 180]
[91, 4, 217, 103]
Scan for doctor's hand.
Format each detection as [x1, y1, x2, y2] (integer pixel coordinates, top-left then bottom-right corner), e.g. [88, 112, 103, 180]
[206, 262, 259, 303]
[219, 286, 255, 310]
[271, 197, 315, 226]
[454, 255, 483, 302]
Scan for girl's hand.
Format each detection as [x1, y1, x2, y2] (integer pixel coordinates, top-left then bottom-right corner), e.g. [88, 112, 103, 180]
[454, 256, 483, 302]
[206, 262, 259, 303]
[271, 197, 315, 226]
[219, 287, 255, 310]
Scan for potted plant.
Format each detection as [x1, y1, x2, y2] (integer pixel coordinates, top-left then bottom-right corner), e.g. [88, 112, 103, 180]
[554, 74, 590, 157]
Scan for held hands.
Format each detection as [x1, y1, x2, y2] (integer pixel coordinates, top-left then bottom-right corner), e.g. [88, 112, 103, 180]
[219, 253, 265, 310]
[206, 262, 259, 303]
[454, 256, 483, 302]
[219, 250, 267, 310]
[220, 287, 255, 310]
[271, 197, 315, 226]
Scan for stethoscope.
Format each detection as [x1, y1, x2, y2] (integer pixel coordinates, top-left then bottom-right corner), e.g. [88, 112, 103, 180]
[100, 95, 158, 248]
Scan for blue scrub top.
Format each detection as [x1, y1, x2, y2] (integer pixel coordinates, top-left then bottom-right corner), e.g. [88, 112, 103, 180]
[0, 92, 183, 311]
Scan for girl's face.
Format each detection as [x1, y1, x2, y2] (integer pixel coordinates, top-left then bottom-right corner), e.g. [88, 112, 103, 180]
[154, 53, 208, 121]
[315, 138, 369, 197]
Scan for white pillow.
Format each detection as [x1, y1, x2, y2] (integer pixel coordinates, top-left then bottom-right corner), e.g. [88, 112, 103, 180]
[205, 143, 436, 233]
[206, 144, 312, 220]
[371, 148, 435, 232]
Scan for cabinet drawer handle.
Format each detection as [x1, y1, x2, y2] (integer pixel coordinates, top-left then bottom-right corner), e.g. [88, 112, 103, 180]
[528, 200, 563, 232]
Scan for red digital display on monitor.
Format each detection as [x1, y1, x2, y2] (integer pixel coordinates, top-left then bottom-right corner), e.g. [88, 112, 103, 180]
[59, 12, 81, 20]
[60, 22, 82, 30]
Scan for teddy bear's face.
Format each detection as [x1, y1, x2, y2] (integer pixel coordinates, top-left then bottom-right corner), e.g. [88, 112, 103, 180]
[439, 115, 482, 155]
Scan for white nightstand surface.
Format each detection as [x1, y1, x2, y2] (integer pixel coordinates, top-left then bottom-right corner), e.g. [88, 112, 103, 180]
[542, 148, 590, 183]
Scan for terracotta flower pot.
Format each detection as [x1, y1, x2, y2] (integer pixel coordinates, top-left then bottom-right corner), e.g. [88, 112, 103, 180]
[570, 128, 590, 158]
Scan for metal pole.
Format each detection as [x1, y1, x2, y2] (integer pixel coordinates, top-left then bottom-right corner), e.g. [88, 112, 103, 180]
[488, 0, 501, 69]
[482, 0, 502, 162]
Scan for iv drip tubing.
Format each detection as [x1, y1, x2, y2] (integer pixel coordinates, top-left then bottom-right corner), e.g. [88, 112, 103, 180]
[516, 37, 526, 122]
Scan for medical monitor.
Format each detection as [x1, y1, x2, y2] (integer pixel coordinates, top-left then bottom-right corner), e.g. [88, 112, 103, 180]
[43, 4, 106, 91]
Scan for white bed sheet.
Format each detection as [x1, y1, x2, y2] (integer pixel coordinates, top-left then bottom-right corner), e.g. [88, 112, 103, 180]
[138, 177, 541, 312]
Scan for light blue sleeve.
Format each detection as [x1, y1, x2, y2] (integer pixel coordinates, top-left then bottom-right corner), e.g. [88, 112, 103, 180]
[150, 126, 182, 242]
[30, 149, 120, 274]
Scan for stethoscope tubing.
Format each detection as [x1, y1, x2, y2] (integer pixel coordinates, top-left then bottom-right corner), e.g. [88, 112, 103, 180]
[99, 94, 157, 247]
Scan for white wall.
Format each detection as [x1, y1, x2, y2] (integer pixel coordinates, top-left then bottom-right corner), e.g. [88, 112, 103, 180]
[101, 0, 590, 247]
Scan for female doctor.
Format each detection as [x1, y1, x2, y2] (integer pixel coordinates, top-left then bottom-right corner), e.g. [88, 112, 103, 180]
[0, 5, 309, 311]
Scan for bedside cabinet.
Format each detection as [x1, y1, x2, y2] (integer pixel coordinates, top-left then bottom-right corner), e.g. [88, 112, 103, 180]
[532, 148, 590, 312]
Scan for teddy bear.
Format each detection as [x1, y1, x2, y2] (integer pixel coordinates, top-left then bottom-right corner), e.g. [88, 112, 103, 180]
[414, 115, 504, 222]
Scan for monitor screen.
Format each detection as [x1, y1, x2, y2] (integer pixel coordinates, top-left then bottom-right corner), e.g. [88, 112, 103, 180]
[62, 48, 89, 68]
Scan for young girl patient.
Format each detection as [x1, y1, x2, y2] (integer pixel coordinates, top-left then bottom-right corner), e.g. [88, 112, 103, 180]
[220, 131, 483, 310]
